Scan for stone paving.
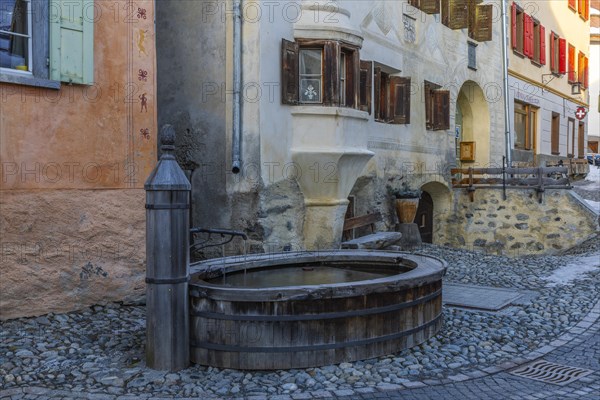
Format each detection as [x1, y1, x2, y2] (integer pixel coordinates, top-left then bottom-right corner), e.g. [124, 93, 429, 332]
[1, 176, 599, 399]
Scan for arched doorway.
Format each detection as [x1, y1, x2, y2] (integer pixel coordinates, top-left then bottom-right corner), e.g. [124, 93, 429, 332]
[455, 81, 490, 166]
[416, 191, 433, 243]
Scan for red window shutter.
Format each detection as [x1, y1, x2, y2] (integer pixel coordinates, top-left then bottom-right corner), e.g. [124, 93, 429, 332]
[584, 56, 589, 88]
[523, 14, 531, 57]
[511, 3, 517, 49]
[539, 25, 546, 65]
[569, 0, 576, 10]
[568, 45, 575, 82]
[559, 38, 567, 74]
[527, 15, 534, 58]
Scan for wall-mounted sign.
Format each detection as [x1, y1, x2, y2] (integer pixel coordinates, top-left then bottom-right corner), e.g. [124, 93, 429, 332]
[575, 107, 587, 120]
[515, 90, 540, 105]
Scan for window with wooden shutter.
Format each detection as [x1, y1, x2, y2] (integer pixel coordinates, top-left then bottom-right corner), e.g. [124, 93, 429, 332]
[469, 4, 493, 42]
[424, 81, 448, 131]
[539, 25, 546, 65]
[569, 0, 577, 11]
[420, 0, 441, 14]
[568, 45, 576, 83]
[558, 38, 566, 75]
[442, 0, 468, 29]
[49, 0, 94, 84]
[433, 90, 450, 130]
[281, 39, 299, 104]
[359, 60, 372, 114]
[281, 38, 361, 108]
[390, 77, 411, 125]
[512, 4, 524, 53]
[374, 67, 382, 120]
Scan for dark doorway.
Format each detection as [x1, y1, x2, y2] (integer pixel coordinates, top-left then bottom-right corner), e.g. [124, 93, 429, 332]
[416, 191, 433, 243]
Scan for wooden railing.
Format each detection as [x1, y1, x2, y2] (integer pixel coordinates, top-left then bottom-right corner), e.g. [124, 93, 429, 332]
[545, 158, 589, 176]
[451, 166, 571, 202]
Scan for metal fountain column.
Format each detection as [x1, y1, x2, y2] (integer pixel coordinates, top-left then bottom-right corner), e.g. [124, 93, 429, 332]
[144, 125, 191, 371]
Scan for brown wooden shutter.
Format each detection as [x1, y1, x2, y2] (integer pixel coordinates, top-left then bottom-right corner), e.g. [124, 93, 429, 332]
[469, 4, 493, 42]
[359, 60, 372, 114]
[421, 0, 440, 14]
[511, 3, 517, 49]
[390, 77, 411, 125]
[433, 90, 450, 130]
[539, 25, 546, 65]
[374, 67, 382, 121]
[323, 41, 340, 106]
[442, 0, 468, 29]
[281, 39, 299, 105]
[409, 0, 420, 8]
[425, 82, 433, 130]
[558, 38, 566, 74]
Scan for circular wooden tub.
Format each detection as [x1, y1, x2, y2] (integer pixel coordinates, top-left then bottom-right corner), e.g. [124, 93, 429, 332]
[189, 250, 446, 370]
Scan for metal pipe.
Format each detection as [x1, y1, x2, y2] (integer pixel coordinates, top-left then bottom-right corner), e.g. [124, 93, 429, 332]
[231, 0, 242, 174]
[501, 0, 512, 166]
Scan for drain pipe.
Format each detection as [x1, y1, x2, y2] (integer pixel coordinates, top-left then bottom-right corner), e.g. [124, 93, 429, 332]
[501, 0, 512, 166]
[231, 0, 242, 174]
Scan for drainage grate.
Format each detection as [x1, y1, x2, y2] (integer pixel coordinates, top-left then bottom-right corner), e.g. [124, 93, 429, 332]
[510, 360, 595, 386]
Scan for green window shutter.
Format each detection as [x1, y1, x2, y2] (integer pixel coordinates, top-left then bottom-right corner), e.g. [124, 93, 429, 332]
[49, 0, 94, 84]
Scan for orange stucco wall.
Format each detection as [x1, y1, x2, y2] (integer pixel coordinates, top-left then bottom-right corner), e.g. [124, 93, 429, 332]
[0, 0, 157, 319]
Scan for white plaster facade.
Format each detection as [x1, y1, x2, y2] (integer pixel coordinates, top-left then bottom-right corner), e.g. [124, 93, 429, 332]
[508, 0, 591, 165]
[158, 0, 506, 250]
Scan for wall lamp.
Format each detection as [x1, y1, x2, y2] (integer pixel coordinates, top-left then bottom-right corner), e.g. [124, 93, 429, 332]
[542, 72, 583, 95]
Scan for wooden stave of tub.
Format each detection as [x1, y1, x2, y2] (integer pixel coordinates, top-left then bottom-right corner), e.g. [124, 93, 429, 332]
[189, 250, 447, 370]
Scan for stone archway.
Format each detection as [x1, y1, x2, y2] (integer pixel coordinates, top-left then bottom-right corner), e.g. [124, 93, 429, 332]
[455, 81, 491, 167]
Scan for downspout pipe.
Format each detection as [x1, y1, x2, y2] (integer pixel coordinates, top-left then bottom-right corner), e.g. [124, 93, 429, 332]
[232, 0, 242, 174]
[501, 0, 512, 166]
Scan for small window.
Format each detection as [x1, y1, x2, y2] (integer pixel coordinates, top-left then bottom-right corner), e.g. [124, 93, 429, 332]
[532, 19, 540, 64]
[514, 101, 537, 151]
[281, 38, 365, 109]
[549, 32, 566, 75]
[0, 0, 31, 72]
[425, 81, 449, 131]
[374, 67, 411, 125]
[299, 48, 322, 104]
[468, 42, 477, 70]
[511, 3, 524, 54]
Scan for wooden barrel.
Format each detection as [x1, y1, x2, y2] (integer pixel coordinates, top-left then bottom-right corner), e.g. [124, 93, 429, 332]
[189, 250, 446, 370]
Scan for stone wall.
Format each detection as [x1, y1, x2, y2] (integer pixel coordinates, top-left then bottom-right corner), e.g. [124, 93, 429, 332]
[0, 190, 146, 320]
[438, 188, 599, 255]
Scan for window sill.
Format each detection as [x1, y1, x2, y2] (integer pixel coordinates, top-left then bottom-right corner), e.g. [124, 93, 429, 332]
[512, 50, 526, 59]
[291, 106, 369, 121]
[468, 66, 477, 71]
[0, 72, 60, 89]
[530, 60, 542, 68]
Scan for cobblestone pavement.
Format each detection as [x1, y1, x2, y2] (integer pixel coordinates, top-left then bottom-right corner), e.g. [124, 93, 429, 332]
[1, 177, 599, 400]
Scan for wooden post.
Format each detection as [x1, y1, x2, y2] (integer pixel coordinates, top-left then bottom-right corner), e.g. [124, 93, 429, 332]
[145, 125, 191, 371]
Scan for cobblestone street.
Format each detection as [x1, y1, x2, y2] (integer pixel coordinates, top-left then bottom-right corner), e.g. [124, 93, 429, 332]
[1, 174, 599, 400]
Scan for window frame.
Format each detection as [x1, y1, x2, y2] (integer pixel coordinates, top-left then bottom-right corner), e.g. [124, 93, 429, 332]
[468, 41, 477, 70]
[424, 81, 450, 131]
[374, 66, 411, 125]
[281, 38, 363, 110]
[298, 47, 324, 104]
[0, 0, 58, 89]
[514, 101, 537, 151]
[567, 117, 575, 158]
